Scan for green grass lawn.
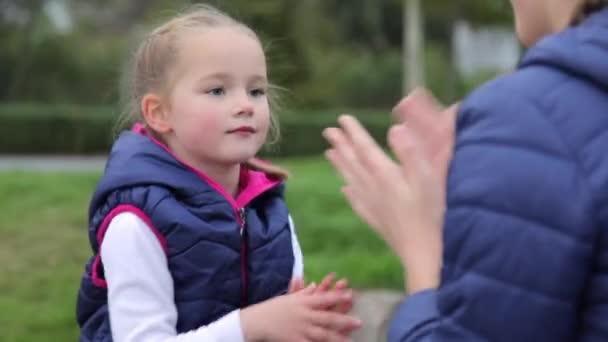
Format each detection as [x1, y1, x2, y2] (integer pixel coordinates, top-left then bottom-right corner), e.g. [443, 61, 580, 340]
[0, 156, 402, 341]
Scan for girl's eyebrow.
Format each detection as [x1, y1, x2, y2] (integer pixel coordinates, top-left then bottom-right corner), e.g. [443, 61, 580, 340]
[197, 72, 231, 83]
[249, 75, 268, 83]
[196, 72, 267, 84]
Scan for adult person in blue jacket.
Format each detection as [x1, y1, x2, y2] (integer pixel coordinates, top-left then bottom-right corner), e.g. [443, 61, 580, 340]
[324, 0, 608, 340]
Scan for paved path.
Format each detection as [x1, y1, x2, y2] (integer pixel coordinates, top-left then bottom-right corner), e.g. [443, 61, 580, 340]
[351, 290, 403, 341]
[0, 155, 107, 171]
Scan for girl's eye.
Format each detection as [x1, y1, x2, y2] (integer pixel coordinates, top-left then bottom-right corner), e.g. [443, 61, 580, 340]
[206, 87, 225, 96]
[250, 88, 266, 97]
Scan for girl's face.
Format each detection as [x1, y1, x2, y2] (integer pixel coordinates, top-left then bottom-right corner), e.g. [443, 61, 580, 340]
[510, 0, 584, 47]
[154, 26, 271, 170]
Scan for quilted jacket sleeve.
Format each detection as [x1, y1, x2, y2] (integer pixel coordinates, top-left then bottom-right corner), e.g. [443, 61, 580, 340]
[388, 81, 597, 342]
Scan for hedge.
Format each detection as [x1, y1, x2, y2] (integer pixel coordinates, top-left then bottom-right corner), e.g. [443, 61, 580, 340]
[0, 104, 393, 157]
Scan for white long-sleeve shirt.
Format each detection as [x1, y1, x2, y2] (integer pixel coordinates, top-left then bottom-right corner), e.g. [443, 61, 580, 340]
[101, 212, 304, 342]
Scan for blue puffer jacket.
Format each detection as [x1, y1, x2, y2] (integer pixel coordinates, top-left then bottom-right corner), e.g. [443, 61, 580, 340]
[76, 128, 294, 341]
[389, 7, 608, 342]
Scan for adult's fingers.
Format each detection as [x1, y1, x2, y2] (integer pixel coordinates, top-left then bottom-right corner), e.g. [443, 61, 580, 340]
[323, 128, 369, 187]
[387, 125, 427, 181]
[337, 115, 392, 172]
[434, 103, 458, 168]
[392, 88, 443, 124]
[341, 185, 382, 232]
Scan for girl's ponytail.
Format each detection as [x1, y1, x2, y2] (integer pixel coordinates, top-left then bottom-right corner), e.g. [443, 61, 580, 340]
[244, 158, 289, 180]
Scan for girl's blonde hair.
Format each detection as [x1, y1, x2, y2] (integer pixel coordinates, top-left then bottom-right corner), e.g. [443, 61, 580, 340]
[117, 4, 287, 178]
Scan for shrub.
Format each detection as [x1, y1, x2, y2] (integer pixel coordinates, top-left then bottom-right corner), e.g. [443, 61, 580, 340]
[0, 104, 393, 156]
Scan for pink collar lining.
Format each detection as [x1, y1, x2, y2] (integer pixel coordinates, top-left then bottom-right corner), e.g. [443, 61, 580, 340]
[132, 123, 281, 209]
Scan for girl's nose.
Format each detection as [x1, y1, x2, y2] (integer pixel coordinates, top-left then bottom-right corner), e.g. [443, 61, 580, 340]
[236, 103, 254, 116]
[235, 93, 254, 117]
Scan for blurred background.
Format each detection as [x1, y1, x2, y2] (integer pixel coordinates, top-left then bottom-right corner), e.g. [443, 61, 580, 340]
[0, 0, 518, 340]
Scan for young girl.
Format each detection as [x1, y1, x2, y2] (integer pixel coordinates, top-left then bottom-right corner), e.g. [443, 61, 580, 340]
[76, 4, 360, 341]
[325, 0, 608, 341]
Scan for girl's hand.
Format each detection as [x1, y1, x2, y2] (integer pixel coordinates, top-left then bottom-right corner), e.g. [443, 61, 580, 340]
[288, 277, 307, 294]
[323, 89, 457, 294]
[313, 273, 354, 315]
[289, 274, 354, 314]
[240, 287, 361, 342]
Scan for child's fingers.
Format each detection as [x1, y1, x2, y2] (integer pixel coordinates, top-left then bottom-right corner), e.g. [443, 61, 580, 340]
[300, 279, 307, 291]
[317, 273, 336, 293]
[295, 278, 305, 292]
[306, 290, 350, 309]
[307, 310, 362, 333]
[326, 278, 351, 313]
[301, 282, 317, 295]
[320, 278, 352, 313]
[333, 279, 349, 291]
[288, 278, 305, 294]
[339, 324, 359, 338]
[334, 296, 355, 314]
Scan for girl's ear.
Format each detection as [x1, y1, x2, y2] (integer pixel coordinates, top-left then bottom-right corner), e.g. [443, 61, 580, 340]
[141, 93, 172, 134]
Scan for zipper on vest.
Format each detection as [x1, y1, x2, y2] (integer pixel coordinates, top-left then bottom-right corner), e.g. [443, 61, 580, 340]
[239, 208, 246, 235]
[239, 207, 248, 306]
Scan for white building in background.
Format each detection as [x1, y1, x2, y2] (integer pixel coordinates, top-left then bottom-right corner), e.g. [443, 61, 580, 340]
[1, 0, 72, 33]
[44, 0, 72, 33]
[452, 20, 521, 76]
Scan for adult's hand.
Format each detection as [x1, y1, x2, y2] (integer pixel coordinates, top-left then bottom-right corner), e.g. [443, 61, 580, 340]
[323, 89, 457, 293]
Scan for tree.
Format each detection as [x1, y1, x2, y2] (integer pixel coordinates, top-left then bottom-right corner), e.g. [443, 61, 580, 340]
[404, 0, 424, 92]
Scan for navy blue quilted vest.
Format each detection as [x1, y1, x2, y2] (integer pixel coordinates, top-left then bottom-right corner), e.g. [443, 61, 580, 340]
[76, 129, 294, 341]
